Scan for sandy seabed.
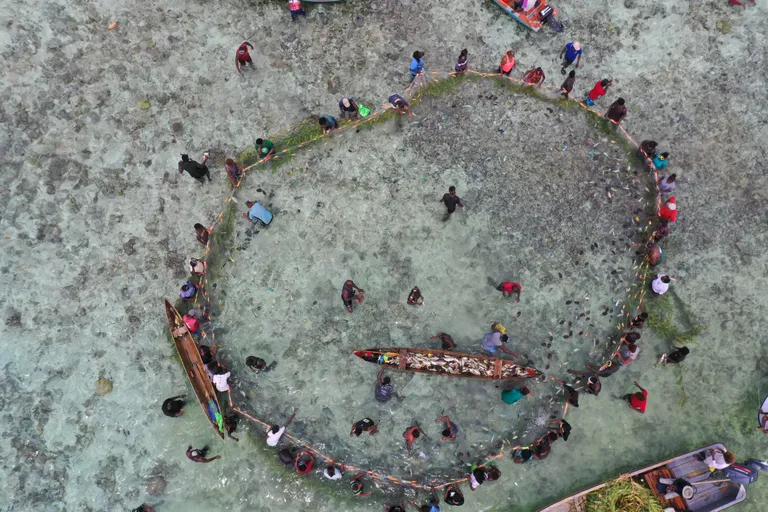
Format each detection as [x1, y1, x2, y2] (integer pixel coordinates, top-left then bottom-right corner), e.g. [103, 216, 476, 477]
[1, 0, 767, 511]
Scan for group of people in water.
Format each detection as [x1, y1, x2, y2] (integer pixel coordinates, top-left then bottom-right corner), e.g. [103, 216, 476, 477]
[152, 36, 701, 511]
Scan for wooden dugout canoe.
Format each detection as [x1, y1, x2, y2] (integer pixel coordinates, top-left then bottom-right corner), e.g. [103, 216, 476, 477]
[164, 299, 225, 439]
[538, 443, 746, 512]
[353, 347, 541, 381]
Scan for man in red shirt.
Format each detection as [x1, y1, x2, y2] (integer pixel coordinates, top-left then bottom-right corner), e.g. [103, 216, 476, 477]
[235, 41, 254, 74]
[497, 281, 522, 301]
[585, 78, 612, 106]
[183, 309, 201, 334]
[623, 381, 648, 413]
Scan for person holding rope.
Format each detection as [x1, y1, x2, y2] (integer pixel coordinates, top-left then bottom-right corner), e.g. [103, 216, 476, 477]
[350, 472, 372, 497]
[267, 408, 296, 446]
[469, 466, 501, 491]
[223, 412, 239, 442]
[548, 418, 572, 441]
[323, 463, 343, 480]
[455, 49, 468, 74]
[550, 377, 579, 407]
[522, 67, 546, 87]
[409, 51, 425, 83]
[389, 94, 412, 117]
[585, 78, 612, 107]
[513, 447, 534, 464]
[194, 223, 210, 245]
[338, 97, 359, 119]
[606, 98, 627, 125]
[295, 451, 315, 475]
[255, 138, 275, 161]
[498, 50, 516, 76]
[629, 312, 648, 329]
[178, 152, 211, 184]
[567, 370, 602, 396]
[560, 70, 576, 99]
[376, 367, 397, 403]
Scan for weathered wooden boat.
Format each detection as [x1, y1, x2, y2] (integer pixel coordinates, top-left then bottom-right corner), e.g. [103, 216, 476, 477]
[491, 0, 562, 33]
[164, 299, 224, 439]
[353, 347, 541, 381]
[538, 443, 746, 512]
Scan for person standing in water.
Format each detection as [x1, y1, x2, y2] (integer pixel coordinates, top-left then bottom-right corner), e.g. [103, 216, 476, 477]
[407, 286, 424, 306]
[194, 223, 210, 245]
[444, 484, 465, 506]
[350, 473, 372, 498]
[430, 332, 457, 350]
[186, 445, 221, 463]
[498, 50, 516, 76]
[497, 281, 522, 301]
[255, 138, 275, 161]
[561, 70, 576, 98]
[235, 41, 254, 74]
[403, 424, 426, 455]
[161, 394, 187, 417]
[341, 279, 365, 313]
[559, 41, 582, 74]
[567, 370, 602, 396]
[223, 412, 239, 442]
[436, 416, 459, 441]
[455, 49, 468, 74]
[481, 332, 518, 357]
[629, 312, 648, 329]
[440, 186, 464, 217]
[409, 51, 425, 82]
[659, 345, 690, 365]
[266, 409, 296, 446]
[178, 153, 211, 184]
[350, 418, 378, 437]
[409, 490, 440, 511]
[323, 464, 343, 480]
[622, 381, 648, 413]
[338, 97, 359, 119]
[501, 386, 531, 405]
[375, 367, 396, 403]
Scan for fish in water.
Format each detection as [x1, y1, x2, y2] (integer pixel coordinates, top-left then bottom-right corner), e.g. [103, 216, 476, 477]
[568, 321, 572, 327]
[547, 353, 552, 359]
[558, 272, 563, 279]
[566, 300, 572, 305]
[516, 311, 521, 318]
[559, 319, 565, 325]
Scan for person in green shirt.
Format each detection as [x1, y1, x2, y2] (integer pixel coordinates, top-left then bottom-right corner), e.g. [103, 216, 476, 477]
[255, 138, 275, 160]
[501, 386, 530, 405]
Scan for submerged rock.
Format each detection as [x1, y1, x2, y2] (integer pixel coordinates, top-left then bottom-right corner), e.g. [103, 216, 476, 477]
[95, 377, 113, 396]
[146, 475, 167, 496]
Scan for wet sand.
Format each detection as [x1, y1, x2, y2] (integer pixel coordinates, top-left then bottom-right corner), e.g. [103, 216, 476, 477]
[1, 0, 767, 510]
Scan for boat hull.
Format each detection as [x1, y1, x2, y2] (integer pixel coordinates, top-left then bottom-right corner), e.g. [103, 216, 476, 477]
[354, 347, 541, 381]
[491, 0, 546, 32]
[164, 299, 225, 439]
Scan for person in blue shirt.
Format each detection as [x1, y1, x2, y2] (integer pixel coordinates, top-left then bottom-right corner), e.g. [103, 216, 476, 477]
[409, 51, 425, 80]
[242, 200, 273, 228]
[318, 114, 338, 134]
[559, 41, 582, 74]
[653, 152, 669, 169]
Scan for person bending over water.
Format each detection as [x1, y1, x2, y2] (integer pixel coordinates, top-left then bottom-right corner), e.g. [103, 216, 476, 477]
[295, 451, 315, 475]
[469, 466, 501, 491]
[194, 223, 210, 245]
[567, 370, 602, 396]
[622, 381, 648, 414]
[629, 312, 648, 329]
[430, 332, 457, 350]
[444, 484, 464, 506]
[481, 332, 519, 357]
[659, 345, 689, 365]
[376, 368, 397, 403]
[436, 415, 458, 441]
[403, 425, 426, 455]
[350, 473, 372, 497]
[386, 501, 407, 512]
[186, 445, 220, 463]
[278, 446, 298, 465]
[161, 394, 187, 417]
[341, 279, 365, 313]
[323, 464, 343, 480]
[407, 286, 424, 306]
[267, 408, 296, 446]
[550, 377, 579, 407]
[350, 418, 378, 437]
[223, 412, 239, 442]
[409, 489, 440, 511]
[246, 356, 277, 374]
[497, 281, 522, 301]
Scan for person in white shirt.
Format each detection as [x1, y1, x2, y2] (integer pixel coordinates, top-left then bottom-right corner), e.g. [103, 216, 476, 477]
[700, 448, 736, 471]
[212, 364, 231, 392]
[266, 409, 296, 447]
[323, 464, 343, 480]
[651, 274, 671, 295]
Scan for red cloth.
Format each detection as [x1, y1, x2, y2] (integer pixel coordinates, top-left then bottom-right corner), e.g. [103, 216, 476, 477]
[629, 390, 648, 413]
[289, 0, 302, 11]
[588, 81, 606, 101]
[659, 197, 678, 223]
[500, 281, 522, 293]
[183, 315, 200, 333]
[236, 44, 251, 63]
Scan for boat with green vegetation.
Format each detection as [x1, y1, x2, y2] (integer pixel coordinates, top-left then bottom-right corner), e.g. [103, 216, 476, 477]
[538, 444, 746, 512]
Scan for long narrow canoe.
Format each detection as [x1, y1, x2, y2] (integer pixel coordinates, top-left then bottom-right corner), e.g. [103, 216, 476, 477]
[538, 443, 746, 512]
[491, 0, 552, 32]
[164, 299, 225, 439]
[354, 347, 541, 381]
